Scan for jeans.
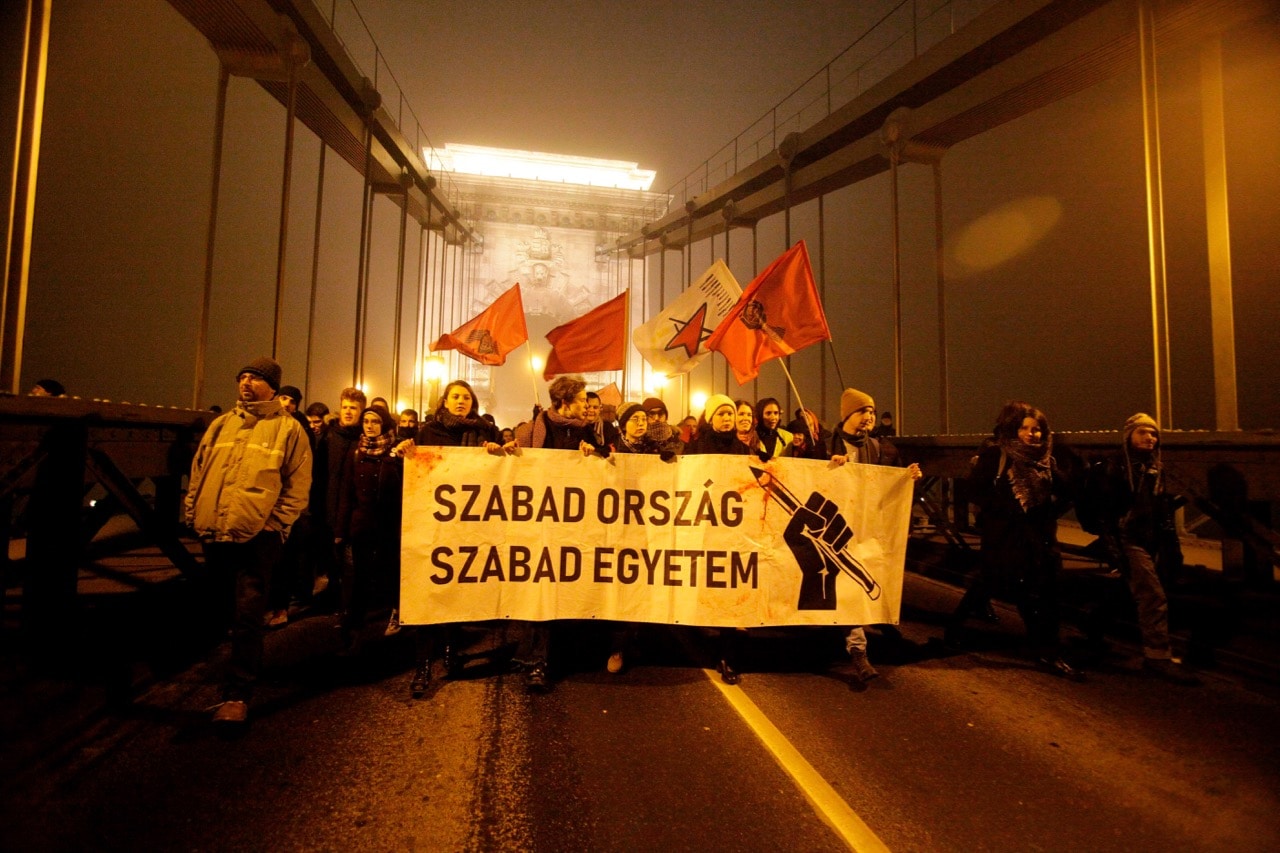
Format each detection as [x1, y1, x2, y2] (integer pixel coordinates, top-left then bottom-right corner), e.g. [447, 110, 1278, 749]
[203, 531, 283, 701]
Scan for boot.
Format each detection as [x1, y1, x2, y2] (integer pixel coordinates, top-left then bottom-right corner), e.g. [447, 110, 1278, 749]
[847, 649, 879, 683]
[525, 661, 549, 694]
[410, 661, 432, 698]
[1143, 657, 1200, 686]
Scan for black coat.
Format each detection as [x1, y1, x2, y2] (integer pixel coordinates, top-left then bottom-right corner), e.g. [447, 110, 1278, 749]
[311, 423, 361, 531]
[967, 443, 1083, 588]
[336, 447, 402, 542]
[415, 417, 500, 448]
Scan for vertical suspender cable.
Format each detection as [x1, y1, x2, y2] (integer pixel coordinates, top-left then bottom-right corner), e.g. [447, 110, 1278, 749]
[751, 223, 759, 402]
[817, 195, 827, 416]
[933, 158, 948, 434]
[413, 222, 426, 413]
[1138, 0, 1172, 426]
[272, 42, 305, 358]
[304, 141, 327, 399]
[193, 63, 228, 409]
[353, 121, 373, 386]
[889, 147, 904, 432]
[391, 174, 409, 406]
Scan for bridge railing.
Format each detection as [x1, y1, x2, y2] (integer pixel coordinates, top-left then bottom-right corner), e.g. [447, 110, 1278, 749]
[317, 0, 468, 216]
[645, 0, 999, 222]
[893, 431, 1280, 588]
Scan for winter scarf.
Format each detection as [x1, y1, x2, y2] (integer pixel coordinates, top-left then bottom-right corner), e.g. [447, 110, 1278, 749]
[999, 434, 1056, 511]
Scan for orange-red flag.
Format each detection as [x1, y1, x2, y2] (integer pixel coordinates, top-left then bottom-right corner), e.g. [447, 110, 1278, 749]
[431, 283, 528, 366]
[543, 291, 628, 379]
[705, 241, 830, 384]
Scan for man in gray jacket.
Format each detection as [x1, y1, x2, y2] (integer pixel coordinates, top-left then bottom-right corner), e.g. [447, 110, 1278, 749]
[186, 357, 312, 727]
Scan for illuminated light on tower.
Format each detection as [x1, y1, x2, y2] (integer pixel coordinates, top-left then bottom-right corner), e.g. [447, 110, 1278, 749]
[424, 143, 657, 191]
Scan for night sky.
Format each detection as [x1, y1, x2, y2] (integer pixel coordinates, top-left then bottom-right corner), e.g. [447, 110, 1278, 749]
[14, 0, 1280, 432]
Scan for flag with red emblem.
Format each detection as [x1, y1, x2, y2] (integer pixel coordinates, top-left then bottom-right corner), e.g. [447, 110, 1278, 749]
[705, 241, 829, 384]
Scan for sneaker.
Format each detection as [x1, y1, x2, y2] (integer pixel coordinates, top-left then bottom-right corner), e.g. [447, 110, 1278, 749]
[265, 609, 288, 628]
[606, 652, 624, 674]
[1036, 655, 1085, 682]
[211, 700, 248, 726]
[848, 650, 879, 683]
[1143, 657, 1201, 686]
[384, 609, 401, 637]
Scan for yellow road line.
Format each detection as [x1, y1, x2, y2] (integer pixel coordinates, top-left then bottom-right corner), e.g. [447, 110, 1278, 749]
[704, 669, 891, 853]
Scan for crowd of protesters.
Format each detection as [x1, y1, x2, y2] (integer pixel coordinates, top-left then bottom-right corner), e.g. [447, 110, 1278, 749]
[186, 355, 1200, 730]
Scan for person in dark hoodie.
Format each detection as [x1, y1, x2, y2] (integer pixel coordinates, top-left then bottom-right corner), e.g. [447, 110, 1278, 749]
[334, 405, 402, 647]
[266, 384, 314, 627]
[309, 387, 367, 606]
[602, 401, 680, 673]
[1084, 413, 1199, 685]
[512, 374, 603, 692]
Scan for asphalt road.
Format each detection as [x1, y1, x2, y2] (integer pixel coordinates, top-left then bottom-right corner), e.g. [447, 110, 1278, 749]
[4, 577, 1278, 852]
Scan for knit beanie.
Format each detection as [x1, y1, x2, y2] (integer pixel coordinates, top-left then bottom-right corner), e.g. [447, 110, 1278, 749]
[642, 396, 668, 418]
[238, 357, 282, 391]
[360, 406, 397, 435]
[617, 402, 646, 428]
[840, 387, 875, 422]
[703, 394, 736, 423]
[278, 384, 303, 403]
[1123, 412, 1159, 444]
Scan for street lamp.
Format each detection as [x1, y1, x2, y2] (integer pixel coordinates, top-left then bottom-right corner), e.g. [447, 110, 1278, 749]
[422, 356, 446, 409]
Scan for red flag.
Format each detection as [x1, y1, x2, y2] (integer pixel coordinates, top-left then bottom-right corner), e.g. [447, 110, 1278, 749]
[431, 283, 528, 366]
[595, 382, 623, 409]
[705, 241, 830, 384]
[543, 291, 628, 379]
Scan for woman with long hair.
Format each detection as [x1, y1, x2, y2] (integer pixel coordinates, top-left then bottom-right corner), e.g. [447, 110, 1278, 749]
[335, 406, 403, 651]
[753, 397, 792, 462]
[403, 380, 508, 697]
[733, 399, 757, 453]
[948, 401, 1086, 680]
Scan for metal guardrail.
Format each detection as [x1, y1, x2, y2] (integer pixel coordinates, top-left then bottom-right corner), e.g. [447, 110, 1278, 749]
[318, 0, 469, 219]
[645, 0, 999, 221]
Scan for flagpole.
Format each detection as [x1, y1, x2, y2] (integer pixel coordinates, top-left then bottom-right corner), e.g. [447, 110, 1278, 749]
[525, 340, 540, 408]
[621, 285, 631, 402]
[778, 360, 820, 447]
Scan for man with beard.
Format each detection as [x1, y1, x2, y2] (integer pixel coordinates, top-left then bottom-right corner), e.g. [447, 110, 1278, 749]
[185, 357, 311, 728]
[1085, 413, 1199, 685]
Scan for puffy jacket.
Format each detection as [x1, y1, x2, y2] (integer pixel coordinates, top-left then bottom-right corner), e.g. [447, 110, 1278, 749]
[185, 399, 312, 542]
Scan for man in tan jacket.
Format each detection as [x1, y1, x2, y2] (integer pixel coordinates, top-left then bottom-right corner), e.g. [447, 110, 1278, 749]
[186, 356, 311, 728]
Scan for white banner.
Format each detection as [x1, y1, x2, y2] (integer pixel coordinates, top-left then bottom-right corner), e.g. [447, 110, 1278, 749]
[400, 447, 914, 628]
